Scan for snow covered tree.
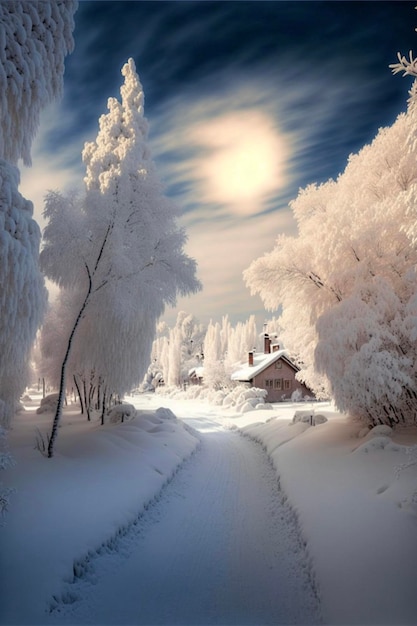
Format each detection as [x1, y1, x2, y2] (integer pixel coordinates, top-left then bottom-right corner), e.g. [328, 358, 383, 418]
[0, 2, 77, 427]
[245, 74, 417, 425]
[203, 320, 229, 390]
[150, 312, 205, 388]
[40, 59, 200, 456]
[0, 1, 77, 166]
[0, 163, 48, 425]
[222, 315, 258, 376]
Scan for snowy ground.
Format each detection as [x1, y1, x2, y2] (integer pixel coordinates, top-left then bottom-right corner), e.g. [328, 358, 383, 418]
[0, 390, 416, 625]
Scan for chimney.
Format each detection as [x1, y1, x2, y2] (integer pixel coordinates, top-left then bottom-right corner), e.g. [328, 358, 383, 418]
[264, 334, 271, 354]
[248, 351, 254, 366]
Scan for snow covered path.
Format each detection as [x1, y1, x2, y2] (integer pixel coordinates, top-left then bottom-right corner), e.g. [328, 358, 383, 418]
[51, 416, 321, 625]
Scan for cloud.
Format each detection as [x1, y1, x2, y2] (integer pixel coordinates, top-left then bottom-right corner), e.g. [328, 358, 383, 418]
[188, 110, 289, 216]
[164, 208, 297, 327]
[18, 6, 409, 331]
[147, 56, 395, 229]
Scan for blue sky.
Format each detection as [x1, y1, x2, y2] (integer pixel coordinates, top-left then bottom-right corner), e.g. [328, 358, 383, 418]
[20, 1, 416, 327]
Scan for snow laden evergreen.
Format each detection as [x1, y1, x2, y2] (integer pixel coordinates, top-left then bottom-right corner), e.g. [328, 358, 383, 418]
[0, 2, 77, 428]
[244, 76, 417, 427]
[40, 59, 201, 456]
[0, 163, 47, 426]
[0, 1, 77, 166]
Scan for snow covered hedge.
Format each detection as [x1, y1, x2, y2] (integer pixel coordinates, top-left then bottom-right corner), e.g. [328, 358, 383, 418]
[156, 384, 273, 413]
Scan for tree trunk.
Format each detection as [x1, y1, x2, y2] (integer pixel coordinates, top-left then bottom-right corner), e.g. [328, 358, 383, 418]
[101, 389, 107, 425]
[73, 374, 84, 414]
[88, 381, 96, 413]
[82, 378, 88, 420]
[47, 272, 92, 458]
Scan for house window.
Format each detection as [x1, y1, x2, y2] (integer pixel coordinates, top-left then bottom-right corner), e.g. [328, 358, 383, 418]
[284, 379, 291, 390]
[275, 361, 282, 369]
[274, 379, 282, 390]
[265, 379, 273, 388]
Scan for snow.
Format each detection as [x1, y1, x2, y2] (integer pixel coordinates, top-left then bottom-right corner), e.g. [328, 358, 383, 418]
[0, 391, 416, 625]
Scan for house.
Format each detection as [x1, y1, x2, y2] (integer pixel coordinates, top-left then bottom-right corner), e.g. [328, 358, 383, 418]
[231, 334, 314, 402]
[188, 366, 204, 385]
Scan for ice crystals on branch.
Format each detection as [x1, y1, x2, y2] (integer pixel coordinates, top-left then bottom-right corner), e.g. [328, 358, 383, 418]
[390, 50, 417, 78]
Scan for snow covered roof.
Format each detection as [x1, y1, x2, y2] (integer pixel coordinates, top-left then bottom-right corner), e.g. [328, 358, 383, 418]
[189, 366, 204, 378]
[231, 349, 298, 382]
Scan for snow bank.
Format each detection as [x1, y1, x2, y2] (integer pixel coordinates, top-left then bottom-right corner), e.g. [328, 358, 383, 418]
[1, 392, 416, 626]
[0, 392, 199, 624]
[241, 408, 417, 625]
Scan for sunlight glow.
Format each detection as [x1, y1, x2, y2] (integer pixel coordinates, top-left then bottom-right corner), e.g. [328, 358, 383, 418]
[191, 110, 289, 215]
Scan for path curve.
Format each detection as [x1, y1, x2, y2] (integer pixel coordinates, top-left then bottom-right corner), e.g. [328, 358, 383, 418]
[52, 417, 321, 625]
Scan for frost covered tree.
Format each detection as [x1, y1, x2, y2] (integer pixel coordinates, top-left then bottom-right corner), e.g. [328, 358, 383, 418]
[0, 2, 77, 427]
[150, 312, 205, 388]
[203, 320, 229, 390]
[150, 313, 262, 391]
[245, 70, 417, 425]
[40, 59, 200, 456]
[0, 1, 77, 166]
[0, 164, 47, 425]
[225, 315, 258, 364]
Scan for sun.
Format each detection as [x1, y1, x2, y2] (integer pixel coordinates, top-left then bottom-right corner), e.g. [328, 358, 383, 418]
[191, 110, 288, 214]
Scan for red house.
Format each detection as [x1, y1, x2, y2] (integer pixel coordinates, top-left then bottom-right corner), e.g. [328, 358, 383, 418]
[231, 334, 314, 402]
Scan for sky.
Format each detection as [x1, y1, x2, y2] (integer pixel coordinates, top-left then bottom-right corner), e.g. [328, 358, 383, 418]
[20, 0, 416, 328]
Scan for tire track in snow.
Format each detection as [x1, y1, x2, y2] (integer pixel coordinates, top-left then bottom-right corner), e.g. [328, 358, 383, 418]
[48, 420, 321, 625]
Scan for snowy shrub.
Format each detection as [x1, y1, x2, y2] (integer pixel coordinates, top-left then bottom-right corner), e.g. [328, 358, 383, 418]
[184, 385, 203, 400]
[140, 381, 156, 393]
[312, 414, 328, 425]
[290, 389, 313, 403]
[107, 403, 137, 424]
[238, 402, 255, 413]
[155, 407, 176, 421]
[36, 393, 59, 414]
[368, 425, 393, 438]
[291, 389, 303, 403]
[356, 436, 394, 452]
[156, 383, 271, 414]
[293, 411, 314, 425]
[255, 402, 273, 410]
[292, 410, 327, 426]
